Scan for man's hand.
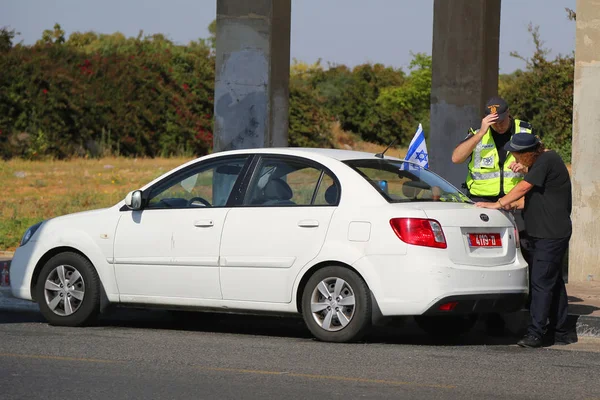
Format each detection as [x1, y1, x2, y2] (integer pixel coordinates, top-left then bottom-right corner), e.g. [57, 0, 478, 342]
[452, 122, 489, 164]
[508, 162, 528, 174]
[480, 113, 499, 133]
[475, 201, 502, 209]
[509, 197, 525, 210]
[432, 186, 442, 201]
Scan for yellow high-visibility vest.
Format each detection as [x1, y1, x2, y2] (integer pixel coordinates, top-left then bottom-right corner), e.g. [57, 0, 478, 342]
[465, 119, 533, 197]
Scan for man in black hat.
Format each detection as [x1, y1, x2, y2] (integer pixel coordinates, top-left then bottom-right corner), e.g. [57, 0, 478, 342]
[476, 133, 573, 348]
[452, 96, 535, 335]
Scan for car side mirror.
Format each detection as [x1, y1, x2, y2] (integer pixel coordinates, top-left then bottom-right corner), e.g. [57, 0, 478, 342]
[124, 190, 143, 210]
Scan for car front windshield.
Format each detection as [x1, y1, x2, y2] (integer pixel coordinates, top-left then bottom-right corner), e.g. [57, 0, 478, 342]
[344, 159, 472, 203]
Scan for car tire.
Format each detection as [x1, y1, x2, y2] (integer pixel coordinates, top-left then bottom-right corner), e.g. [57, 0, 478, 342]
[414, 314, 478, 337]
[301, 266, 371, 343]
[35, 252, 101, 327]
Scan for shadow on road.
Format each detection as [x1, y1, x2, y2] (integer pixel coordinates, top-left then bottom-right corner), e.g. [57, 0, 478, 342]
[0, 307, 521, 347]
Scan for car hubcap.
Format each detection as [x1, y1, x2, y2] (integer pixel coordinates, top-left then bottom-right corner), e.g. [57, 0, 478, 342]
[310, 277, 355, 332]
[43, 265, 85, 316]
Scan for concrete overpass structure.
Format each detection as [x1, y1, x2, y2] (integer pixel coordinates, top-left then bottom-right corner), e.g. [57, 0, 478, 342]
[212, 0, 599, 284]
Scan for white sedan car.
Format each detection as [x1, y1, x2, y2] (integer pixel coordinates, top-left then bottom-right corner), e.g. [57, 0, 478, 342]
[9, 148, 528, 342]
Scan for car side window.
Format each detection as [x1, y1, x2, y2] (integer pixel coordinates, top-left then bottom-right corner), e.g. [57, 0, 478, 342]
[244, 157, 339, 206]
[146, 156, 249, 209]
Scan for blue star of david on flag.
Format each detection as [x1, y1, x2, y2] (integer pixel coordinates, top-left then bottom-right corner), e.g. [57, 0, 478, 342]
[415, 149, 428, 163]
[404, 123, 429, 169]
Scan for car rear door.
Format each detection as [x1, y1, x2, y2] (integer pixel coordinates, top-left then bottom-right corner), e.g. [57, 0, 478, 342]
[218, 155, 340, 303]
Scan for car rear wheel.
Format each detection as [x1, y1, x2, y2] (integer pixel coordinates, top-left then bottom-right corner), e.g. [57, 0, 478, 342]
[301, 266, 371, 343]
[35, 252, 100, 327]
[414, 314, 478, 337]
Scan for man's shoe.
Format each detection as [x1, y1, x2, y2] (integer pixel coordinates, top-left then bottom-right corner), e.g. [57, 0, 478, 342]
[554, 335, 578, 346]
[517, 334, 542, 348]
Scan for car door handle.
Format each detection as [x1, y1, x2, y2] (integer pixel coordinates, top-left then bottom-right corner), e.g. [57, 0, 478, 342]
[194, 220, 214, 227]
[298, 219, 319, 228]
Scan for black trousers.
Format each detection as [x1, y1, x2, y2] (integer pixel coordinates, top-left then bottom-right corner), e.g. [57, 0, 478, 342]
[527, 236, 570, 339]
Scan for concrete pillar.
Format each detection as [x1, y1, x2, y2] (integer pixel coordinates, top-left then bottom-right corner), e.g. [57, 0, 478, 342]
[429, 0, 501, 190]
[569, 0, 600, 283]
[213, 0, 291, 152]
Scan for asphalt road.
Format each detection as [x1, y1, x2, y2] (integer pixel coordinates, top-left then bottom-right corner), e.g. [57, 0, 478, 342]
[0, 308, 599, 400]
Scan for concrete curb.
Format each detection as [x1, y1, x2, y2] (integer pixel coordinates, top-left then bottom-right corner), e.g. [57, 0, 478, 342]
[575, 315, 600, 337]
[503, 309, 600, 339]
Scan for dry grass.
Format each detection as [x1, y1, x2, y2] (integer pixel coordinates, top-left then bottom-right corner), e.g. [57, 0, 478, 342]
[1, 156, 193, 251]
[331, 123, 408, 158]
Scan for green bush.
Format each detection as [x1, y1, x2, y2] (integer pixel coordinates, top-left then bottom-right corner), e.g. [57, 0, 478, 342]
[0, 21, 575, 161]
[0, 24, 215, 159]
[288, 79, 333, 148]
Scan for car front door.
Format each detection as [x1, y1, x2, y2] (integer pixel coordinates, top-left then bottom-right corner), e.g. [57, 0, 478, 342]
[113, 155, 251, 302]
[219, 155, 340, 303]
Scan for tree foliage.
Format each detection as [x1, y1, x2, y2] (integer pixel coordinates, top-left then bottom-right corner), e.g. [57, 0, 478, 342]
[0, 19, 575, 161]
[0, 24, 215, 159]
[288, 59, 333, 148]
[0, 26, 18, 53]
[307, 62, 409, 145]
[499, 23, 574, 162]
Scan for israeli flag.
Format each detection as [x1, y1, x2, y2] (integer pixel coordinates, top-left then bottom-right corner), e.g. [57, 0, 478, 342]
[404, 123, 429, 169]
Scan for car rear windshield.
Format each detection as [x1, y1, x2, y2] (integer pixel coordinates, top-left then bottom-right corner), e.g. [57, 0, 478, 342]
[344, 159, 472, 203]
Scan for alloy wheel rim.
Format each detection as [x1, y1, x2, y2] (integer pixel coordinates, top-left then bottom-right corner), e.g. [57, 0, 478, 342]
[310, 277, 356, 332]
[43, 265, 85, 316]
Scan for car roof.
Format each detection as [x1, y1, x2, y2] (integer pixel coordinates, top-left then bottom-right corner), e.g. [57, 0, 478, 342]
[207, 147, 406, 162]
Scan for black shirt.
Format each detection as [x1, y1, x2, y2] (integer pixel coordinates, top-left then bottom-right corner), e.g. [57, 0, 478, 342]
[523, 150, 572, 239]
[491, 125, 512, 167]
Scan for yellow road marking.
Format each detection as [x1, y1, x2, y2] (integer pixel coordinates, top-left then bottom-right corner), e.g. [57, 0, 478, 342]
[0, 353, 455, 389]
[0, 353, 121, 364]
[197, 366, 456, 389]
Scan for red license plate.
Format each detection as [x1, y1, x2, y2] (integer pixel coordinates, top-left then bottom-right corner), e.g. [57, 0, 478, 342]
[468, 233, 502, 247]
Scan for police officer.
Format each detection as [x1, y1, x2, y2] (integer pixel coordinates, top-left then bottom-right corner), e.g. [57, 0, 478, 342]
[452, 96, 534, 335]
[452, 96, 533, 203]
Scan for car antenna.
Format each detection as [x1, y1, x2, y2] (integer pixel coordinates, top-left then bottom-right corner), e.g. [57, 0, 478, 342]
[375, 138, 398, 158]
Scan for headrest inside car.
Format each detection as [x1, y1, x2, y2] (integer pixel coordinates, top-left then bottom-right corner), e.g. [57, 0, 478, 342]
[325, 184, 338, 205]
[263, 179, 293, 200]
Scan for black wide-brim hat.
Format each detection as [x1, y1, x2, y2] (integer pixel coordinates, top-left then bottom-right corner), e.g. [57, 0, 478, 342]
[504, 133, 541, 152]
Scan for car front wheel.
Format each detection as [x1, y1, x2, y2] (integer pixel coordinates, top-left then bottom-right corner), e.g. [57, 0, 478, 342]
[35, 252, 101, 327]
[301, 266, 371, 343]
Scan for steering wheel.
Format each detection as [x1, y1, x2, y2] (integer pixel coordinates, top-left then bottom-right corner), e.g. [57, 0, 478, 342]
[186, 196, 211, 207]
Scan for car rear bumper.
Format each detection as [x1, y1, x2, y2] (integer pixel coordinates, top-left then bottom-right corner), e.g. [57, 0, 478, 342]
[421, 292, 528, 315]
[353, 250, 529, 317]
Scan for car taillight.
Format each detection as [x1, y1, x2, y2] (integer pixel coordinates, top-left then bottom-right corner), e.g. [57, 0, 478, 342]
[438, 301, 458, 311]
[514, 227, 520, 248]
[390, 218, 447, 249]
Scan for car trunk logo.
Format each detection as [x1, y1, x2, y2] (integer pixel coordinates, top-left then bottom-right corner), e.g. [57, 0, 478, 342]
[480, 214, 489, 222]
